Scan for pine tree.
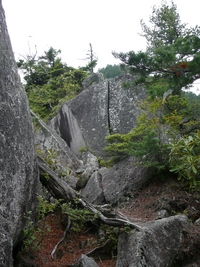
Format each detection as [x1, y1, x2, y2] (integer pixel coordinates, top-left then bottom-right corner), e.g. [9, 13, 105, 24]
[113, 1, 200, 96]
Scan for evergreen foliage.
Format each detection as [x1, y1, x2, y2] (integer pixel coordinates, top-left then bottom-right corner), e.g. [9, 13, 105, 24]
[104, 95, 200, 182]
[99, 64, 125, 78]
[104, 97, 169, 170]
[169, 131, 200, 188]
[102, 1, 200, 188]
[18, 47, 88, 120]
[17, 3, 200, 189]
[113, 1, 200, 97]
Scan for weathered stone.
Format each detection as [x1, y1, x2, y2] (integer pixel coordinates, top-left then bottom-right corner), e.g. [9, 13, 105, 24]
[0, 232, 12, 267]
[82, 72, 104, 89]
[108, 74, 146, 135]
[0, 2, 38, 265]
[32, 111, 81, 170]
[156, 209, 170, 219]
[62, 174, 78, 190]
[73, 254, 99, 267]
[48, 73, 151, 204]
[81, 171, 105, 204]
[80, 151, 99, 170]
[81, 167, 95, 181]
[101, 157, 153, 204]
[116, 215, 189, 267]
[49, 103, 86, 155]
[76, 152, 99, 190]
[76, 166, 95, 190]
[51, 74, 146, 158]
[76, 176, 89, 190]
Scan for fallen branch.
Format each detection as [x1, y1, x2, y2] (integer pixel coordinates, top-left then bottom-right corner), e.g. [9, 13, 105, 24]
[37, 155, 143, 231]
[38, 155, 79, 201]
[51, 215, 71, 260]
[78, 198, 143, 231]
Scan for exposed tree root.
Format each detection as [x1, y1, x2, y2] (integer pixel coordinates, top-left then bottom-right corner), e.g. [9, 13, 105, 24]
[37, 155, 143, 232]
[51, 215, 71, 260]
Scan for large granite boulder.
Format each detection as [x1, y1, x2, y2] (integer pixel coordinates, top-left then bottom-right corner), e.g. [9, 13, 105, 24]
[48, 73, 151, 205]
[81, 156, 153, 205]
[81, 170, 105, 204]
[50, 73, 147, 157]
[82, 72, 104, 89]
[33, 111, 81, 170]
[49, 103, 86, 156]
[100, 156, 153, 204]
[0, 2, 38, 266]
[116, 215, 189, 267]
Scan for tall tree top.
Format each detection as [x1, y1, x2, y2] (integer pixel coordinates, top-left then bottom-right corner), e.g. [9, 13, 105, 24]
[140, 1, 187, 49]
[113, 1, 200, 96]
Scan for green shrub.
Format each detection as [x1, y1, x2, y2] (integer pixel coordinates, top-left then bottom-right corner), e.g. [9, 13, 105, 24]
[103, 97, 169, 171]
[79, 146, 89, 153]
[169, 131, 200, 188]
[103, 95, 200, 177]
[37, 195, 59, 219]
[61, 201, 95, 232]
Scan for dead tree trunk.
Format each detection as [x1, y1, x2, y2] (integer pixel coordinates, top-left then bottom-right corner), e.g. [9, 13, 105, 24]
[38, 155, 78, 201]
[37, 155, 143, 231]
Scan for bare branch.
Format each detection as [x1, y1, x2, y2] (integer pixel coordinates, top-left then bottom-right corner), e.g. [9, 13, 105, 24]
[37, 155, 143, 232]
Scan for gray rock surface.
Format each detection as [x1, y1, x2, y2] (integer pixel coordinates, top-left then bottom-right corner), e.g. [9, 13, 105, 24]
[33, 111, 81, 170]
[49, 103, 86, 155]
[79, 155, 153, 205]
[100, 157, 153, 204]
[51, 73, 146, 157]
[76, 167, 94, 189]
[80, 151, 99, 169]
[0, 2, 38, 265]
[116, 215, 189, 267]
[73, 254, 99, 267]
[81, 171, 105, 204]
[82, 72, 104, 89]
[48, 73, 151, 205]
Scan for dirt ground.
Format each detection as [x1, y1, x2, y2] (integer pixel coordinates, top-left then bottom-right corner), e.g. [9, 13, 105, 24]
[17, 177, 200, 267]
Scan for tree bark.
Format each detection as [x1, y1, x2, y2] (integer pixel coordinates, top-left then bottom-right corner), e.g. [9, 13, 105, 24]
[37, 155, 143, 231]
[38, 155, 78, 201]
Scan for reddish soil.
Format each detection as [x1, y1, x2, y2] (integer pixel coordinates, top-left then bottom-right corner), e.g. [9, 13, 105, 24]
[18, 177, 200, 267]
[118, 178, 200, 223]
[19, 211, 116, 267]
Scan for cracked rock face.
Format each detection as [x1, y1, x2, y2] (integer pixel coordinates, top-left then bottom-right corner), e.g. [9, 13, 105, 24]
[116, 215, 189, 267]
[51, 74, 147, 158]
[0, 2, 39, 265]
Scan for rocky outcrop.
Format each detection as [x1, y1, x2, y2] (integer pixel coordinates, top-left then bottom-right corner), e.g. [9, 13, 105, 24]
[82, 72, 104, 90]
[80, 156, 153, 205]
[0, 2, 38, 266]
[49, 104, 86, 156]
[33, 111, 81, 170]
[1, 3, 199, 266]
[50, 73, 146, 157]
[81, 170, 105, 204]
[37, 109, 153, 207]
[48, 73, 151, 205]
[25, 73, 199, 265]
[116, 215, 189, 267]
[100, 156, 153, 204]
[47, 73, 152, 205]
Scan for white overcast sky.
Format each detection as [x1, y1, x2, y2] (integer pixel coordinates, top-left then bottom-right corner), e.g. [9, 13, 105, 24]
[2, 0, 200, 71]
